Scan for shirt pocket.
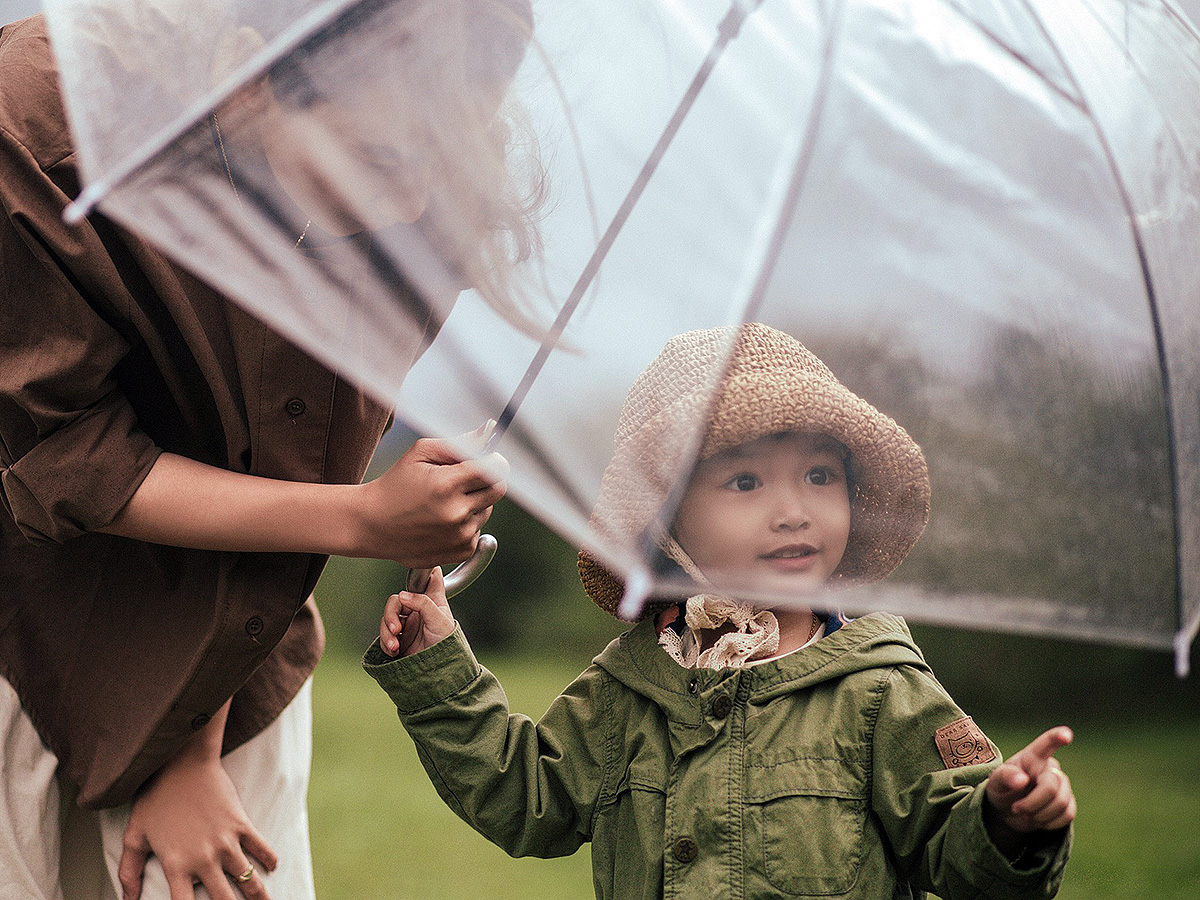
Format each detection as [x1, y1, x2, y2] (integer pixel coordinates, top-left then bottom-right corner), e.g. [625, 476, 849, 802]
[745, 756, 868, 896]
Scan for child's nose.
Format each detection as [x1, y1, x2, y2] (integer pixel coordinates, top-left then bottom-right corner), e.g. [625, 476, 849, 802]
[772, 487, 811, 530]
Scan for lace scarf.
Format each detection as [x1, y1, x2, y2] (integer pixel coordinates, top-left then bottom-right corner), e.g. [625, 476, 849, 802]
[655, 535, 780, 670]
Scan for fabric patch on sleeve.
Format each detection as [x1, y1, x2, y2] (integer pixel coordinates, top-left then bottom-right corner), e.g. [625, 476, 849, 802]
[934, 716, 997, 769]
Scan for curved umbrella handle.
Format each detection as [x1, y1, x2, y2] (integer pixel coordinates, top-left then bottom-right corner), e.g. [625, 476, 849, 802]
[405, 534, 498, 598]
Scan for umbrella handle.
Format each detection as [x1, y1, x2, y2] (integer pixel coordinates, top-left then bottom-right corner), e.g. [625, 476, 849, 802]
[405, 534, 498, 598]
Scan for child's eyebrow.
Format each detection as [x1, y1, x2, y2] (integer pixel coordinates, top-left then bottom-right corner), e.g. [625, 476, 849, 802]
[809, 435, 849, 457]
[708, 444, 764, 465]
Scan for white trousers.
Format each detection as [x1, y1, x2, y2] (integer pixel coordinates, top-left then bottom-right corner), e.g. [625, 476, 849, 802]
[0, 676, 315, 900]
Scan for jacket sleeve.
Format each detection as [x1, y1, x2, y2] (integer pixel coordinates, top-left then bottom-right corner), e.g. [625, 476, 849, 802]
[363, 625, 609, 858]
[871, 665, 1071, 900]
[0, 122, 160, 543]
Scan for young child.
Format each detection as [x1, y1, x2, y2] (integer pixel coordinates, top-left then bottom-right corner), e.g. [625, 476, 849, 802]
[364, 323, 1075, 899]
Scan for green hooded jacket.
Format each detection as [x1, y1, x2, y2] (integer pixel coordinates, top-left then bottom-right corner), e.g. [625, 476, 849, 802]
[364, 612, 1070, 899]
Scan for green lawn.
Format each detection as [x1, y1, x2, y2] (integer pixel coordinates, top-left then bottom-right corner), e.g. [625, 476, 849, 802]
[310, 649, 1200, 899]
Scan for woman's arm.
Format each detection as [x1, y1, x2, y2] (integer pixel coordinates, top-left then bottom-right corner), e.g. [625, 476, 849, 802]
[100, 438, 508, 568]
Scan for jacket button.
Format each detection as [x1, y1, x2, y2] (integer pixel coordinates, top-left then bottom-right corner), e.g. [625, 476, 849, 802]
[190, 713, 211, 731]
[687, 677, 699, 695]
[285, 398, 307, 416]
[672, 836, 698, 863]
[711, 694, 732, 718]
[245, 615, 264, 637]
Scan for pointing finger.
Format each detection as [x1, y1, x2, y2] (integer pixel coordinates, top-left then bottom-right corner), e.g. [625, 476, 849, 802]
[1016, 726, 1073, 774]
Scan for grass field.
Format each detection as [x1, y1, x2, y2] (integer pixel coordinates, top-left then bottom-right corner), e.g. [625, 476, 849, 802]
[310, 648, 1200, 900]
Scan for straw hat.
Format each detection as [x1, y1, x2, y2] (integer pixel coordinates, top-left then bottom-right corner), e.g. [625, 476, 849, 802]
[578, 323, 931, 618]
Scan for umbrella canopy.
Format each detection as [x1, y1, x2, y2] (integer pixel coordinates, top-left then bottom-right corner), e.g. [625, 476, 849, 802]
[43, 0, 1200, 674]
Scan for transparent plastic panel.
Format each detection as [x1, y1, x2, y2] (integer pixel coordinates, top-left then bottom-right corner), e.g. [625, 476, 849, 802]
[44, 0, 341, 191]
[741, 0, 1177, 649]
[1033, 0, 1200, 665]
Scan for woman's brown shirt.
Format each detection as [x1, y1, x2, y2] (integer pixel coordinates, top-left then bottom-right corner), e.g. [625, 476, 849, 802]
[0, 17, 402, 808]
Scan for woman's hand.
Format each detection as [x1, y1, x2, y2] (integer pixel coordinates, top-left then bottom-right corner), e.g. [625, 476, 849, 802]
[118, 704, 277, 900]
[355, 437, 508, 569]
[380, 566, 455, 657]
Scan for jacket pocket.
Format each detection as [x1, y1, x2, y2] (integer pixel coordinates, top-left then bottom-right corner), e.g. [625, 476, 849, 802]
[745, 756, 867, 896]
[591, 763, 668, 898]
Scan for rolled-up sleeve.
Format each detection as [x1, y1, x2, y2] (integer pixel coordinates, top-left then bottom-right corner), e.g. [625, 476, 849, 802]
[0, 123, 160, 542]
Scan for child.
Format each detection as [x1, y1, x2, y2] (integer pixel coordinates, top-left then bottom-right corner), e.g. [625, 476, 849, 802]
[364, 323, 1075, 899]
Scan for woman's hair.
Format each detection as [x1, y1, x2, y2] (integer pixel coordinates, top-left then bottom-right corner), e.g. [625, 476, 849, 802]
[274, 0, 550, 334]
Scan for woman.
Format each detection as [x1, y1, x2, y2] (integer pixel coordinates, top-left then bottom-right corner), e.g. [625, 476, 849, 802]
[0, 2, 541, 898]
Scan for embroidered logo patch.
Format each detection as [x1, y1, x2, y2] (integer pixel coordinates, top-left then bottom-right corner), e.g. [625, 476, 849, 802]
[934, 716, 996, 769]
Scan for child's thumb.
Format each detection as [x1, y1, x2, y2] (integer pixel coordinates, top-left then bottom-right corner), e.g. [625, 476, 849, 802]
[987, 762, 1030, 804]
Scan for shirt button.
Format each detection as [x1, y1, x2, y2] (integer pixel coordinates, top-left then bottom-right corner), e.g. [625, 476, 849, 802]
[285, 398, 307, 416]
[190, 713, 211, 731]
[245, 615, 265, 637]
[672, 836, 698, 863]
[711, 694, 732, 718]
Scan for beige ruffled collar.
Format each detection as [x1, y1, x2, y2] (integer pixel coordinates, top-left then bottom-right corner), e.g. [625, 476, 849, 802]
[655, 535, 781, 670]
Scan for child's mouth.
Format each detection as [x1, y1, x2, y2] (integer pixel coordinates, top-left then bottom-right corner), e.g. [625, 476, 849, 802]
[761, 544, 819, 570]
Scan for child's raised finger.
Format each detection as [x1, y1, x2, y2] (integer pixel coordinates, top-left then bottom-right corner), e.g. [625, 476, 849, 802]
[380, 592, 409, 656]
[1015, 727, 1073, 774]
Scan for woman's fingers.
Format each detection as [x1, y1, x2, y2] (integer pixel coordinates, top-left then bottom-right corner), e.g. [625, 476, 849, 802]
[220, 851, 272, 900]
[238, 822, 278, 878]
[117, 830, 151, 900]
[162, 872, 196, 900]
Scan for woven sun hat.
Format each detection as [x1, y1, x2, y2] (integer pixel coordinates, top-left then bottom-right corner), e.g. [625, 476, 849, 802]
[578, 322, 931, 618]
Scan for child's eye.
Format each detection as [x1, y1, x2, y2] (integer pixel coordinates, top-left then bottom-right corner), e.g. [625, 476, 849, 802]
[726, 473, 761, 492]
[805, 466, 837, 486]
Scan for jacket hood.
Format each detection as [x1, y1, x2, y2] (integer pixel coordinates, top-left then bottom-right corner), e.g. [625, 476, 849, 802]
[593, 612, 929, 714]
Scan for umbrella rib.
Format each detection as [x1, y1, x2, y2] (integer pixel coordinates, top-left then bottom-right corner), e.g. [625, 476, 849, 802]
[486, 0, 766, 453]
[939, 0, 1086, 113]
[738, 0, 845, 326]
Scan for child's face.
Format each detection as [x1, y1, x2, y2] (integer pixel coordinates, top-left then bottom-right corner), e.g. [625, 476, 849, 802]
[672, 432, 851, 596]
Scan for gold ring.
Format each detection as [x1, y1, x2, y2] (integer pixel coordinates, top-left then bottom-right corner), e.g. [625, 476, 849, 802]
[235, 865, 255, 883]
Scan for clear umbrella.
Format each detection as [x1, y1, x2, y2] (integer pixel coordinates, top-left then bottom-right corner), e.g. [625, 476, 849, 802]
[43, 0, 1200, 674]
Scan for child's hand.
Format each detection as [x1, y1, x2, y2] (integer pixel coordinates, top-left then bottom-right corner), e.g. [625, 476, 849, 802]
[380, 566, 455, 657]
[984, 726, 1076, 852]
